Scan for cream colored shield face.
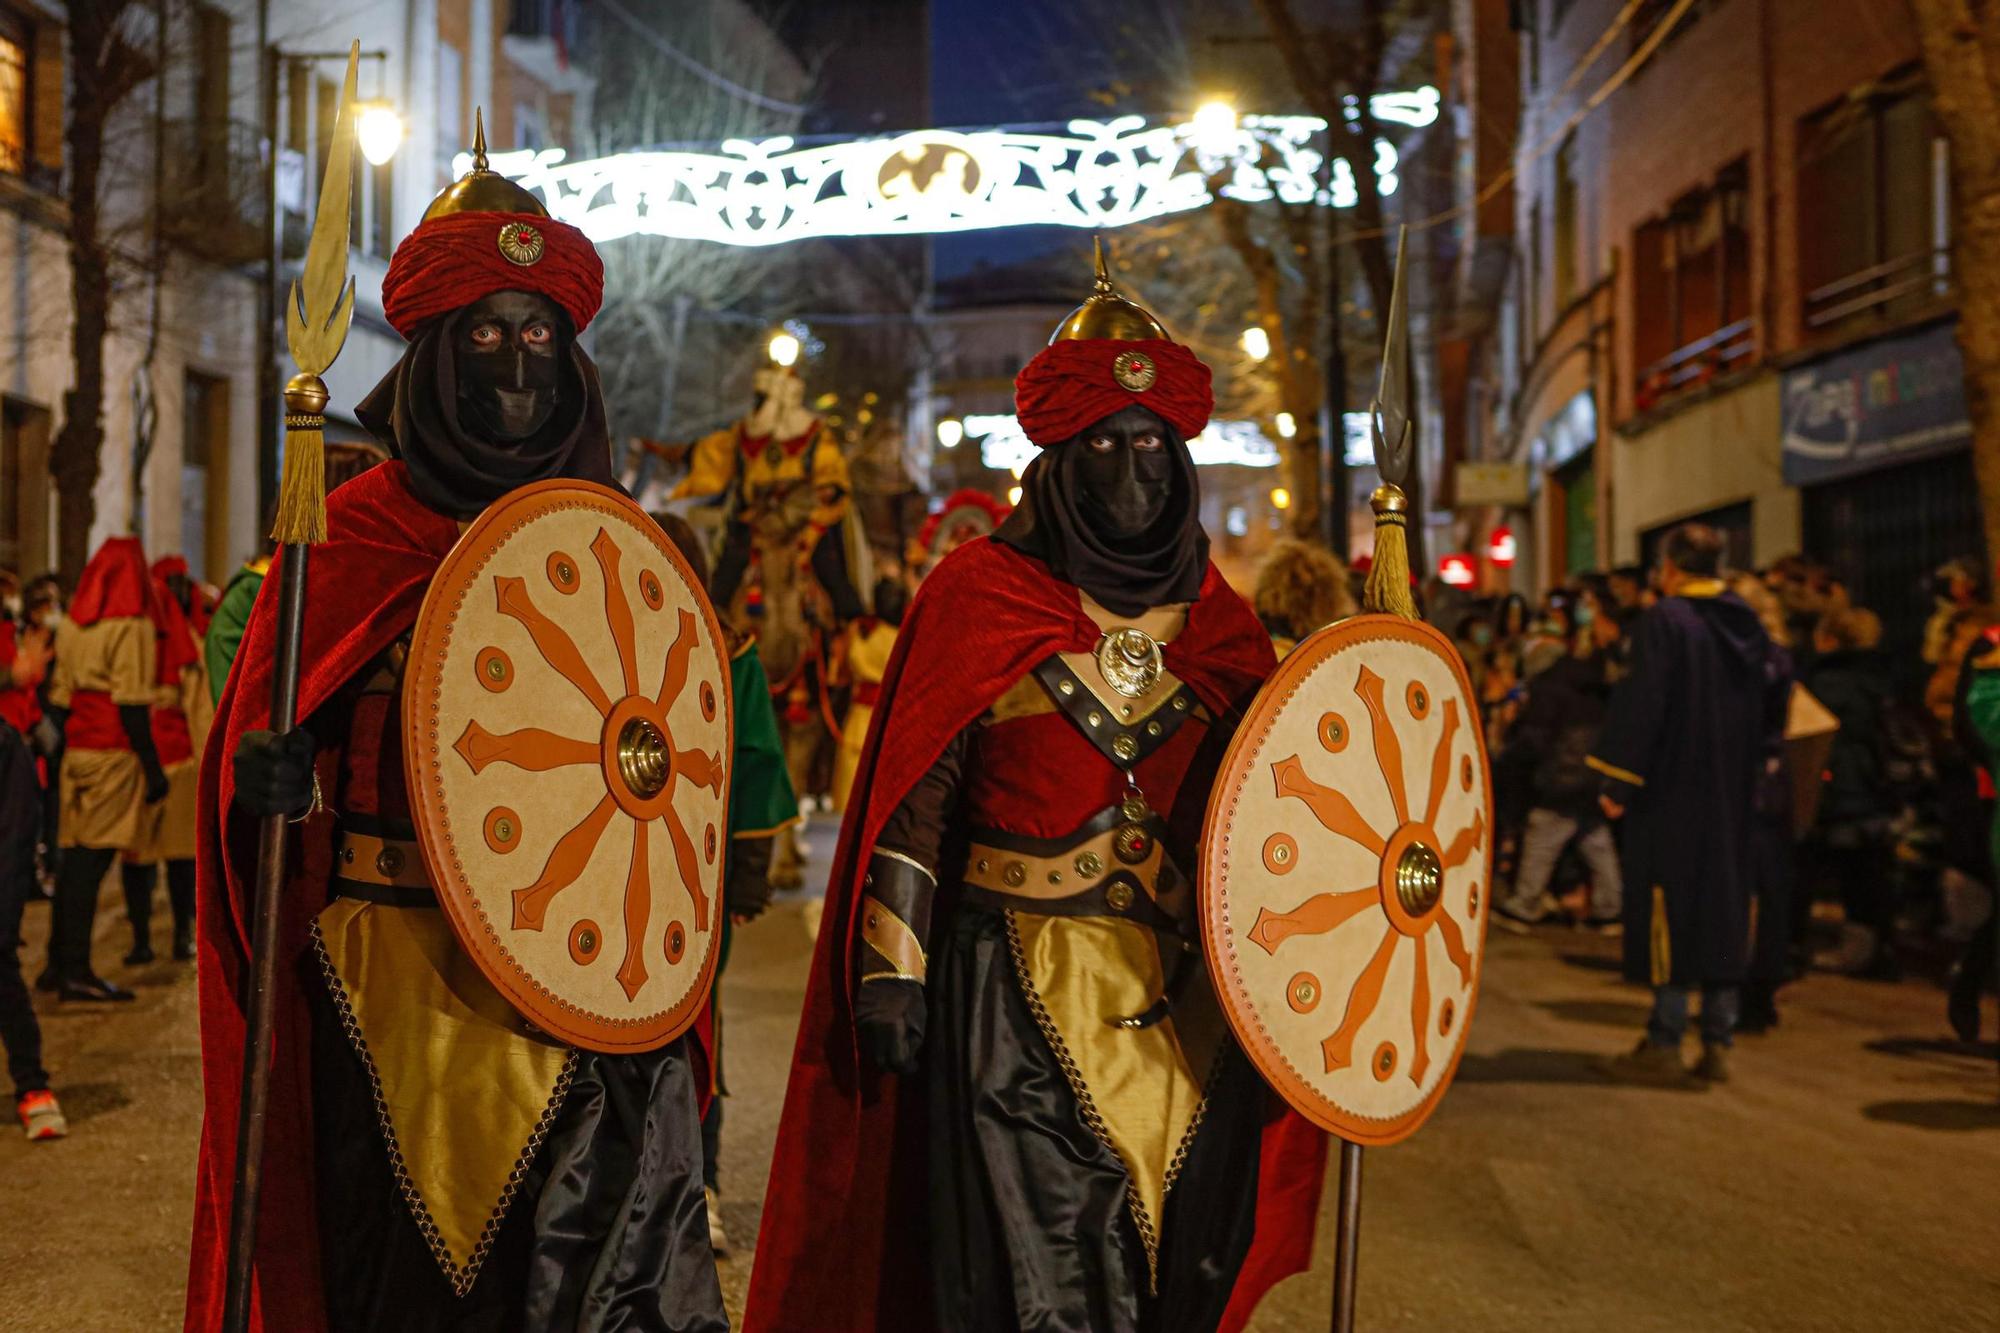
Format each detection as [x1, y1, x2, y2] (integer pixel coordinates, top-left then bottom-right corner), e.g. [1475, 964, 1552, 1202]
[1201, 615, 1492, 1144]
[405, 481, 732, 1053]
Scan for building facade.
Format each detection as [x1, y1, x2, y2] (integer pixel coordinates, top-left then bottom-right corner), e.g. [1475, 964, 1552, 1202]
[1453, 0, 1981, 645]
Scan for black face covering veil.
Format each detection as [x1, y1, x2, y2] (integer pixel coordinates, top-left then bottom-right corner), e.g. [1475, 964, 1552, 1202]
[993, 420, 1209, 617]
[356, 306, 616, 519]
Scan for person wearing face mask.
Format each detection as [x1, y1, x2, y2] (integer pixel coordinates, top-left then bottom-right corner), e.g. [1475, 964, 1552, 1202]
[183, 127, 726, 1333]
[746, 252, 1326, 1333]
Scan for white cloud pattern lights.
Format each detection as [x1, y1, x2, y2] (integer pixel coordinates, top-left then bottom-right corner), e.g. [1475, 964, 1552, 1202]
[965, 414, 1283, 473]
[459, 92, 1439, 249]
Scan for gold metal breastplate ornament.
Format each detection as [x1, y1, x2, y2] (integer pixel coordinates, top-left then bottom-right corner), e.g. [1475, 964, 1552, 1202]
[1096, 627, 1164, 699]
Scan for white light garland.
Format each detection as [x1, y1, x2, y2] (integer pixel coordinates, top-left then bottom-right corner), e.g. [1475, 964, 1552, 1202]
[965, 413, 1285, 472]
[461, 92, 1438, 248]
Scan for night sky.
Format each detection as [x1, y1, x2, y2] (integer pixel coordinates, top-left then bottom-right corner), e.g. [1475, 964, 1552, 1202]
[928, 0, 1171, 280]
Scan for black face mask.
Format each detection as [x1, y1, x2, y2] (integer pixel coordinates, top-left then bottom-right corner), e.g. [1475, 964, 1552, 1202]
[454, 291, 562, 442]
[1074, 405, 1175, 539]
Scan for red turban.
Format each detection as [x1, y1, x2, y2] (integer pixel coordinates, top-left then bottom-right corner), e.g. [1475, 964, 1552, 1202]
[1013, 338, 1214, 448]
[381, 210, 604, 340]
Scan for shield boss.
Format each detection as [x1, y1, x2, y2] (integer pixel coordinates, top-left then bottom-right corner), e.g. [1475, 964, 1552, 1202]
[405, 480, 732, 1053]
[1201, 615, 1492, 1144]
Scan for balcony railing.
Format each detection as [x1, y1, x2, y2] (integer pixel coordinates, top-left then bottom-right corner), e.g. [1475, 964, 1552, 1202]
[158, 116, 268, 268]
[1635, 316, 1756, 410]
[1804, 247, 1951, 331]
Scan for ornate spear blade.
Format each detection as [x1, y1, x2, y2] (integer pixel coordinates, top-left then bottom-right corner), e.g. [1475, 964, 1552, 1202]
[1369, 225, 1413, 490]
[287, 42, 359, 376]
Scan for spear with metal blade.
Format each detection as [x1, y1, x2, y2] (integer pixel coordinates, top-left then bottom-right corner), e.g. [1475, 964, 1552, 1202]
[222, 42, 359, 1333]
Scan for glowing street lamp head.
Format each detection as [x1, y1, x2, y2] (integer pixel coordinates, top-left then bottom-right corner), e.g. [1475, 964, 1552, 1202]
[1241, 326, 1271, 361]
[1192, 99, 1239, 153]
[1270, 486, 1292, 511]
[357, 101, 404, 166]
[768, 331, 802, 367]
[937, 417, 965, 449]
[1274, 411, 1297, 439]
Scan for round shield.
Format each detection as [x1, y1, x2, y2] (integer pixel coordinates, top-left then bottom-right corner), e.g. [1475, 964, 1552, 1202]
[1201, 615, 1492, 1145]
[404, 480, 732, 1054]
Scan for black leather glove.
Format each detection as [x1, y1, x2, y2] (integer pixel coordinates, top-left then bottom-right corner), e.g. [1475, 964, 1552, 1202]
[234, 728, 317, 817]
[725, 836, 777, 921]
[855, 977, 926, 1075]
[119, 704, 171, 804]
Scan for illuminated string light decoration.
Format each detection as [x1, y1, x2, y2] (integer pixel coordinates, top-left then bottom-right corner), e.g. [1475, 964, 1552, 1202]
[462, 92, 1439, 248]
[965, 413, 1285, 473]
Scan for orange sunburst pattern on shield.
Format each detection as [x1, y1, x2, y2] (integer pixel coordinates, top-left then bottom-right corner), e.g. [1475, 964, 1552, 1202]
[449, 525, 723, 1003]
[1245, 662, 1486, 1086]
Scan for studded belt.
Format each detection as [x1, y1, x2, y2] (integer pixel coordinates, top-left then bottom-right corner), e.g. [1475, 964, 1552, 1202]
[960, 800, 1187, 931]
[332, 823, 436, 908]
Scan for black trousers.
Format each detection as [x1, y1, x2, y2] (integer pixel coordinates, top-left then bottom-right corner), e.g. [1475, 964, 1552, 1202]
[50, 845, 116, 979]
[122, 857, 195, 936]
[0, 723, 46, 1098]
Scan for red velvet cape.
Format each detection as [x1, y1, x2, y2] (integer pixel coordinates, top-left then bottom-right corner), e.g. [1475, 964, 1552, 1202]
[184, 462, 461, 1333]
[744, 537, 1327, 1333]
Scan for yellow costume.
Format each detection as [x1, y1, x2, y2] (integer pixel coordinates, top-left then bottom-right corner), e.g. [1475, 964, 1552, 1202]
[832, 617, 899, 811]
[49, 614, 157, 851]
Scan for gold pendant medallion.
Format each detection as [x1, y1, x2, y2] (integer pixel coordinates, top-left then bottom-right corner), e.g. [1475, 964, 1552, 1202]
[1096, 627, 1164, 700]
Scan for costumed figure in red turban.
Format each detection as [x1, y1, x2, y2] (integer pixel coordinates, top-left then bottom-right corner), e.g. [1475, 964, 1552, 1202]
[745, 249, 1327, 1333]
[41, 536, 177, 1002]
[184, 123, 726, 1333]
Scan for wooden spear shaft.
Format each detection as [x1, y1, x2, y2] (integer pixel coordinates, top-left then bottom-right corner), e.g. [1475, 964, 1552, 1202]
[220, 41, 358, 1332]
[1329, 1138, 1363, 1333]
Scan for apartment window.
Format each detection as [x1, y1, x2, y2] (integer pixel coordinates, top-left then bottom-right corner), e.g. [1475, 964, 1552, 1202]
[182, 372, 229, 582]
[1798, 67, 1949, 334]
[1554, 133, 1579, 308]
[0, 396, 49, 574]
[0, 8, 28, 175]
[1632, 159, 1753, 408]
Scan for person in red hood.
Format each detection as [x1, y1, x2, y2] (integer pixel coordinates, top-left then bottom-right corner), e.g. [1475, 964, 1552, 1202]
[39, 536, 173, 1002]
[183, 130, 724, 1333]
[117, 556, 211, 965]
[744, 254, 1325, 1333]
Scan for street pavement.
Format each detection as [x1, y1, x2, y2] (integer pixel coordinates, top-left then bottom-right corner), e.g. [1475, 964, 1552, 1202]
[4, 832, 1998, 1331]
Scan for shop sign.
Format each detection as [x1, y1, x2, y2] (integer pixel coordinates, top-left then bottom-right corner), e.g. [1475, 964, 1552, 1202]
[1781, 319, 1970, 485]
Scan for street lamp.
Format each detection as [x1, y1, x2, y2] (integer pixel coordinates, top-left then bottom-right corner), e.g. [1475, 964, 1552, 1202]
[1241, 326, 1271, 361]
[356, 100, 404, 166]
[937, 417, 964, 449]
[1270, 486, 1292, 511]
[1274, 411, 1297, 439]
[768, 331, 801, 367]
[1192, 99, 1239, 154]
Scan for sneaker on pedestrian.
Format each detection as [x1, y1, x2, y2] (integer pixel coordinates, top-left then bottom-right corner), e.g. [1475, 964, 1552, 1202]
[57, 971, 136, 1002]
[1694, 1044, 1731, 1084]
[705, 1187, 730, 1257]
[17, 1089, 66, 1141]
[1496, 890, 1556, 928]
[1597, 1039, 1698, 1089]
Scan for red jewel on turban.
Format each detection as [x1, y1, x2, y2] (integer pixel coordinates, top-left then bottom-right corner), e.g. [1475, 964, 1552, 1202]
[381, 209, 604, 340]
[1013, 338, 1215, 448]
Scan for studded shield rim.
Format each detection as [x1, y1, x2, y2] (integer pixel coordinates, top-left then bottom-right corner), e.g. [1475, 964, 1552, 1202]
[404, 480, 732, 1054]
[1199, 614, 1493, 1146]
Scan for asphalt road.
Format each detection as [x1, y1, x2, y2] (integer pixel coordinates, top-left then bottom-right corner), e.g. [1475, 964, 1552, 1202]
[4, 831, 1998, 1331]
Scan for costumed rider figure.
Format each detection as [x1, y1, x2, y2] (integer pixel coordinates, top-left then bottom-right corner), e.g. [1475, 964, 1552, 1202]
[670, 350, 865, 622]
[746, 253, 1326, 1333]
[185, 128, 728, 1333]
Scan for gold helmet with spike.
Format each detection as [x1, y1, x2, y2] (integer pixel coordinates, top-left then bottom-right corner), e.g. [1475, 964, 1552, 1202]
[422, 108, 549, 222]
[1047, 237, 1170, 344]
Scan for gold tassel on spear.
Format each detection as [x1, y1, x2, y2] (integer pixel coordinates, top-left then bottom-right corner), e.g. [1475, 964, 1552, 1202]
[222, 42, 359, 1333]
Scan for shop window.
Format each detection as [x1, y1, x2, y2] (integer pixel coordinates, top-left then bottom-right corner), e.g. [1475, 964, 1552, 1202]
[0, 7, 28, 176]
[1631, 158, 1753, 410]
[1798, 66, 1948, 336]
